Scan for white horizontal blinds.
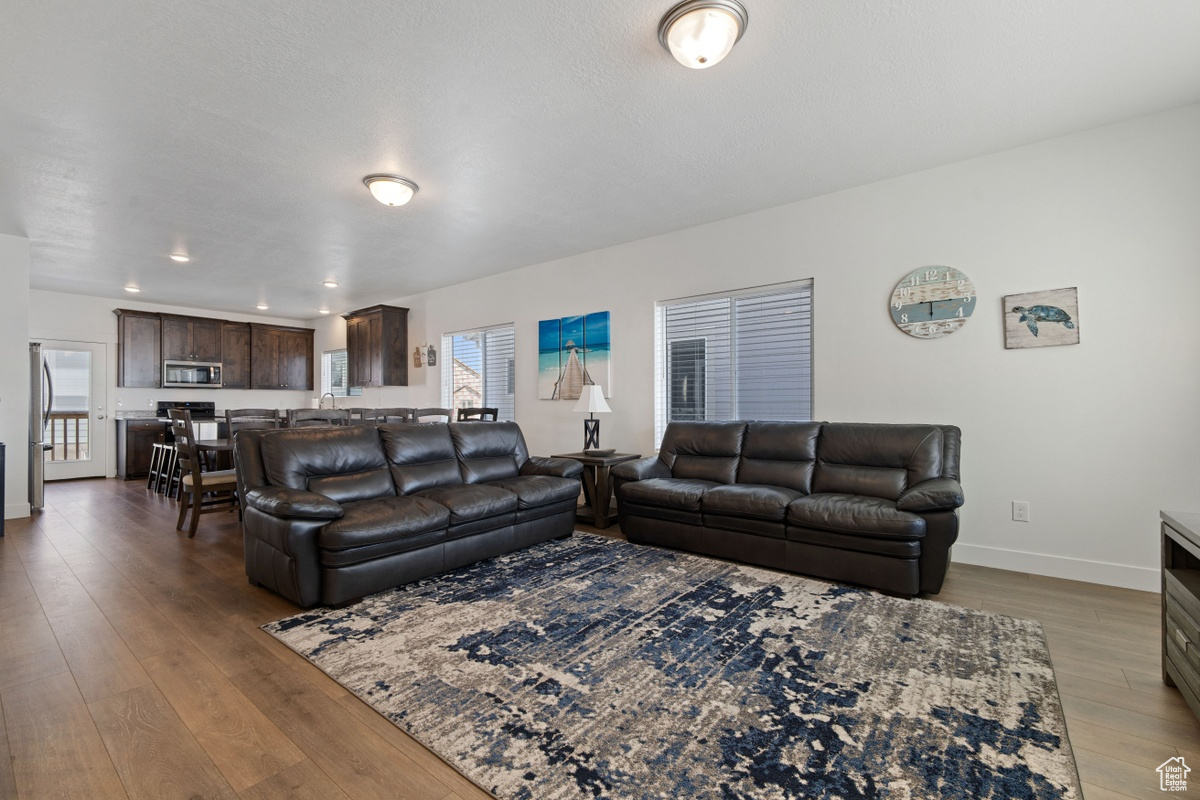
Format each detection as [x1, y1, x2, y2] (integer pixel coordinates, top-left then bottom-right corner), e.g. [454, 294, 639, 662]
[322, 350, 360, 397]
[444, 324, 516, 421]
[733, 284, 812, 421]
[656, 281, 813, 443]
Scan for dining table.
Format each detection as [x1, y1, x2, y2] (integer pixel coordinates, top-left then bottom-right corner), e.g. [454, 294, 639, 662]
[195, 437, 235, 471]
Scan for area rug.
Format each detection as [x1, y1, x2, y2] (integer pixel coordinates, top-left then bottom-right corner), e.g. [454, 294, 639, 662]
[264, 533, 1081, 800]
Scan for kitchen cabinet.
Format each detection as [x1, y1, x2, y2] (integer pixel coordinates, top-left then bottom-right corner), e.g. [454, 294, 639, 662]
[162, 315, 223, 362]
[116, 419, 167, 479]
[250, 324, 314, 390]
[221, 323, 252, 389]
[114, 309, 162, 388]
[343, 304, 409, 387]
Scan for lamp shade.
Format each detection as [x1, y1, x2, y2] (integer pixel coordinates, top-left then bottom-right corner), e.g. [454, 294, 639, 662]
[573, 384, 611, 414]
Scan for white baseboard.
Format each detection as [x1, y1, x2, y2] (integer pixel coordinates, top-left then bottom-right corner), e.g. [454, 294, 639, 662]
[952, 543, 1159, 593]
[4, 502, 31, 520]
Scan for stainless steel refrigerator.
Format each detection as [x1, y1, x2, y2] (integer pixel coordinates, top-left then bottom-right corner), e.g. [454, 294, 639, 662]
[29, 342, 52, 510]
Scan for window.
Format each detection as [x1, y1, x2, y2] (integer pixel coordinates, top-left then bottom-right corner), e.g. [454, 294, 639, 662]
[442, 324, 516, 421]
[321, 350, 362, 398]
[655, 281, 812, 444]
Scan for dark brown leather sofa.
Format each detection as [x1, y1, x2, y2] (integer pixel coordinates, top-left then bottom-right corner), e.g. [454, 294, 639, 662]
[611, 421, 963, 596]
[234, 422, 583, 608]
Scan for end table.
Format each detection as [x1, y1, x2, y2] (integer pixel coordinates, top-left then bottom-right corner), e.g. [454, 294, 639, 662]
[552, 451, 641, 530]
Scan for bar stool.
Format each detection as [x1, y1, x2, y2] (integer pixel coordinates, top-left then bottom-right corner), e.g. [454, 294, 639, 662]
[157, 443, 180, 496]
[146, 437, 168, 490]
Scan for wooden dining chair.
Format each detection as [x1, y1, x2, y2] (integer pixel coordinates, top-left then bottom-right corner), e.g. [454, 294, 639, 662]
[413, 407, 453, 423]
[167, 409, 239, 538]
[456, 407, 499, 422]
[286, 408, 351, 428]
[226, 408, 281, 435]
[359, 407, 416, 424]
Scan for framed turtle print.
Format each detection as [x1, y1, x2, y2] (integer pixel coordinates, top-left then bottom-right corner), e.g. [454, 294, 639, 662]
[1003, 287, 1079, 349]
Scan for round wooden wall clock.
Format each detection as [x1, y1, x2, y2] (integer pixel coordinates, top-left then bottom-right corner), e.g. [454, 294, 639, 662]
[889, 266, 976, 338]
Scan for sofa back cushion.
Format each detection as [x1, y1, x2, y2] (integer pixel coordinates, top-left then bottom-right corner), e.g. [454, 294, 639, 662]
[659, 421, 746, 484]
[940, 425, 962, 481]
[379, 423, 462, 493]
[260, 425, 395, 503]
[737, 422, 820, 493]
[451, 422, 530, 484]
[813, 423, 944, 500]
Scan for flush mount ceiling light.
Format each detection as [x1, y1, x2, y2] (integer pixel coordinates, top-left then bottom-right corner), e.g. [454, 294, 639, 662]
[169, 253, 190, 263]
[363, 174, 419, 206]
[124, 285, 141, 293]
[318, 309, 331, 315]
[256, 303, 269, 310]
[323, 280, 339, 288]
[658, 0, 748, 69]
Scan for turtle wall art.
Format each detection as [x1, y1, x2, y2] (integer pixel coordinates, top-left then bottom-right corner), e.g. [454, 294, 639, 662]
[1003, 287, 1080, 349]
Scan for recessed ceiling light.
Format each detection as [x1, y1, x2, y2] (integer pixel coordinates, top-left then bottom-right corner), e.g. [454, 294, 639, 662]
[658, 0, 748, 69]
[124, 286, 141, 293]
[323, 280, 338, 288]
[169, 253, 190, 263]
[318, 309, 331, 315]
[363, 174, 418, 207]
[256, 303, 269, 310]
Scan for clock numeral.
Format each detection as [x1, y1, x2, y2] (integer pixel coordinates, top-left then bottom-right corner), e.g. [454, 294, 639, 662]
[892, 299, 902, 310]
[900, 313, 908, 323]
[924, 269, 939, 281]
[962, 292, 973, 303]
[899, 286, 911, 298]
[944, 271, 951, 281]
[928, 323, 940, 335]
[957, 280, 967, 293]
[955, 307, 964, 318]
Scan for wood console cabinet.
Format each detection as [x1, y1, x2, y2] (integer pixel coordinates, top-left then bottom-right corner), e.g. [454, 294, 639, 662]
[343, 304, 409, 387]
[250, 324, 314, 390]
[221, 323, 252, 389]
[1162, 510, 1200, 721]
[115, 309, 162, 388]
[162, 315, 223, 362]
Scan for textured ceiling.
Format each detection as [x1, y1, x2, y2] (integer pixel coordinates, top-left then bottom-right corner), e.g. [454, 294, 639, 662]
[3, 0, 1199, 320]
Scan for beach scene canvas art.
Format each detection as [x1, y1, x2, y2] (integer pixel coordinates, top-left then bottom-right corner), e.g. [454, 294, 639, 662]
[538, 311, 611, 400]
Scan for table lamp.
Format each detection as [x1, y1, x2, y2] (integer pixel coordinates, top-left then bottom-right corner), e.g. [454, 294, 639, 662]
[572, 384, 611, 452]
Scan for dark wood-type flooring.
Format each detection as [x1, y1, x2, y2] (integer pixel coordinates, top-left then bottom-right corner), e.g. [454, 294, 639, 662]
[0, 478, 1190, 799]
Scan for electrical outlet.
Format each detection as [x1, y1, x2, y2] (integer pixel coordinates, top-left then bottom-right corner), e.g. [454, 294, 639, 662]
[1012, 501, 1030, 522]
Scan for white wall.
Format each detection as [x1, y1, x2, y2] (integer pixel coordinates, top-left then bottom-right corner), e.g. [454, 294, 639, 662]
[28, 290, 316, 480]
[1, 234, 31, 519]
[313, 104, 1200, 591]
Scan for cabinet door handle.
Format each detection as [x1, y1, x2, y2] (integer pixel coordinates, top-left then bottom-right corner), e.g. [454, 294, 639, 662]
[1176, 627, 1190, 652]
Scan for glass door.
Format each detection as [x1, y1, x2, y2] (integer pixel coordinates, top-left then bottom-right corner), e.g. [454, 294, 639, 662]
[42, 341, 108, 481]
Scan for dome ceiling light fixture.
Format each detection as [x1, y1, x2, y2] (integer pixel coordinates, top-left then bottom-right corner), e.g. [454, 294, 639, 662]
[363, 174, 419, 206]
[657, 0, 749, 69]
[169, 253, 190, 263]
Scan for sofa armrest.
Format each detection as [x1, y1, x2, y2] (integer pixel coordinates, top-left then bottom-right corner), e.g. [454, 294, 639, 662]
[611, 456, 670, 482]
[245, 487, 344, 520]
[521, 457, 585, 479]
[897, 477, 964, 512]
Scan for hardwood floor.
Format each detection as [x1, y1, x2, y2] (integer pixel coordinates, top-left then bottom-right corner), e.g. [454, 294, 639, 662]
[0, 478, 1190, 799]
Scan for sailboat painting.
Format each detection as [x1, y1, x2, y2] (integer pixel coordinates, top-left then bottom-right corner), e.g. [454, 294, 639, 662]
[537, 311, 612, 401]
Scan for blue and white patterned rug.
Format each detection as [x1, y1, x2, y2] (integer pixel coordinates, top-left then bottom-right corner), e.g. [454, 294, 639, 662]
[265, 533, 1080, 800]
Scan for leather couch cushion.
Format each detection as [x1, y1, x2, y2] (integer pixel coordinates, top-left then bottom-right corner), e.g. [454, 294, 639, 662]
[260, 426, 395, 503]
[702, 484, 804, 521]
[485, 475, 581, 509]
[451, 422, 531, 484]
[319, 496, 450, 551]
[788, 527, 921, 558]
[619, 478, 718, 511]
[416, 484, 519, 523]
[787, 494, 926, 538]
[736, 422, 819, 493]
[813, 424, 944, 500]
[658, 421, 745, 484]
[379, 423, 462, 493]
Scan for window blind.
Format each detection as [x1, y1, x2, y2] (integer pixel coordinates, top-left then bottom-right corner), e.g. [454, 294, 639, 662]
[442, 324, 516, 421]
[321, 350, 362, 398]
[655, 281, 812, 444]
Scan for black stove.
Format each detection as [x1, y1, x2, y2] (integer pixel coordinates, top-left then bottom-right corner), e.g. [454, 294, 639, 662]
[156, 400, 217, 420]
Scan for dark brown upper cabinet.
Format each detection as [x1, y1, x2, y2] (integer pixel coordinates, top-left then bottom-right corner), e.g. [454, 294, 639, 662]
[114, 309, 162, 388]
[343, 305, 409, 387]
[161, 315, 223, 362]
[250, 324, 314, 390]
[221, 322, 252, 389]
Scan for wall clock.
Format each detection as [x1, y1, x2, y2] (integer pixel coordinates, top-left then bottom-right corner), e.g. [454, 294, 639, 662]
[889, 266, 976, 338]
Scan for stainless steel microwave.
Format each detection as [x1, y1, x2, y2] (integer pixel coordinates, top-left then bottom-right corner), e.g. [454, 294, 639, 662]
[163, 361, 223, 388]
